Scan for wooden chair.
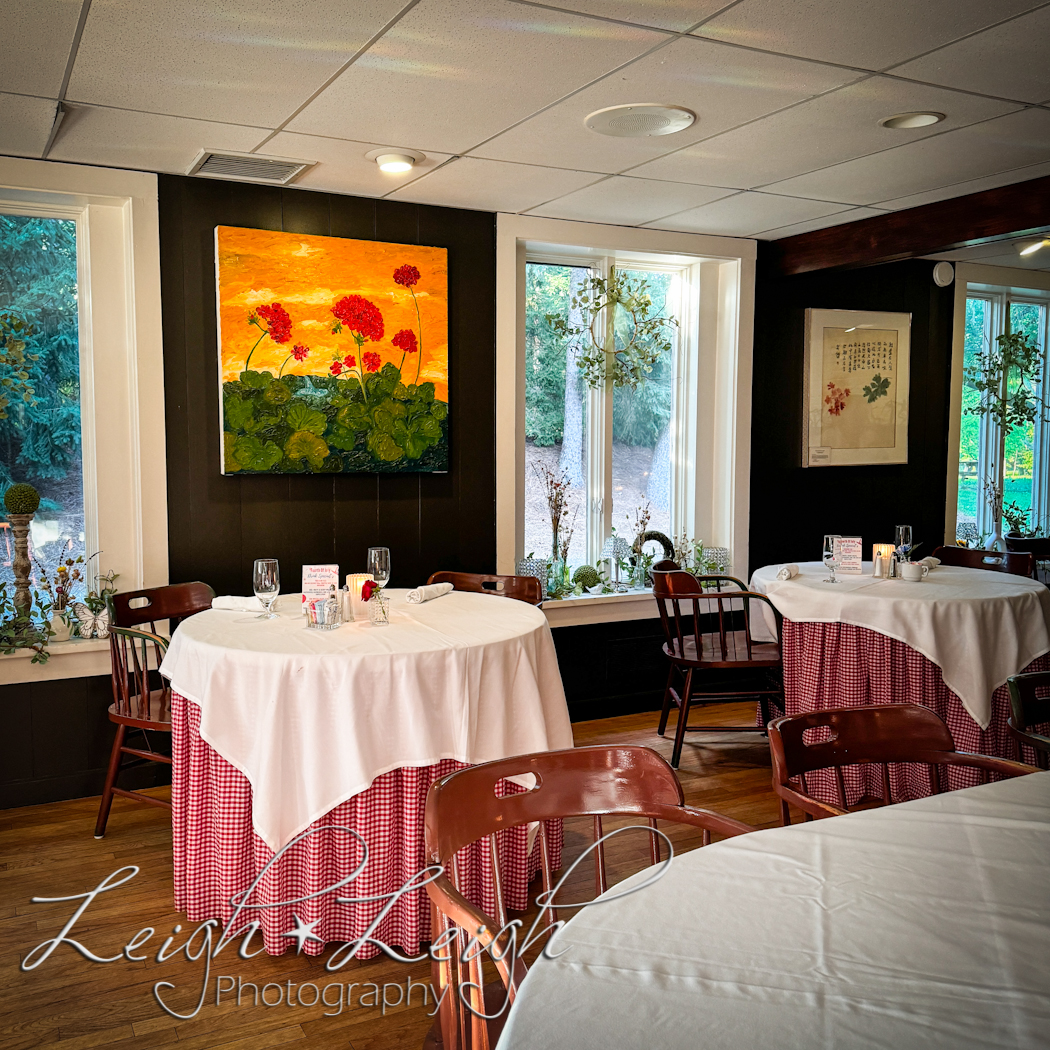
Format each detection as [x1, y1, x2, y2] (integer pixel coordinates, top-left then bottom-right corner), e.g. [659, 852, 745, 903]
[95, 582, 214, 838]
[426, 571, 542, 605]
[1007, 670, 1050, 770]
[652, 568, 784, 768]
[930, 544, 1035, 578]
[768, 703, 1038, 825]
[423, 745, 753, 1050]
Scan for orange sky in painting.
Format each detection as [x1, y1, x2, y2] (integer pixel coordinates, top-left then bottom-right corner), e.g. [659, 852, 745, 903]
[216, 226, 449, 402]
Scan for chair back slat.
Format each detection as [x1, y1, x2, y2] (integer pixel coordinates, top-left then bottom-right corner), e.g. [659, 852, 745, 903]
[426, 571, 542, 605]
[593, 815, 607, 897]
[930, 545, 1035, 578]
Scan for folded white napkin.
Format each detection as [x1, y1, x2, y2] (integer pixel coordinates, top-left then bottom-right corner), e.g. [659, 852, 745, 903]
[406, 582, 454, 604]
[919, 556, 941, 569]
[212, 595, 264, 612]
[776, 564, 800, 581]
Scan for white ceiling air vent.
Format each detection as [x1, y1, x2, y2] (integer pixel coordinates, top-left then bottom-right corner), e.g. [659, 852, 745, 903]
[585, 104, 696, 138]
[186, 149, 315, 185]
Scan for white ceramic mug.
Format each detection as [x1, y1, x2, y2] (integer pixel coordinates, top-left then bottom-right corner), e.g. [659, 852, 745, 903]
[899, 561, 930, 582]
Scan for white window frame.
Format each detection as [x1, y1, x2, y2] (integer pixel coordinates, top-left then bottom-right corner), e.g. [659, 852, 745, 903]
[946, 261, 1050, 545]
[497, 215, 756, 626]
[0, 157, 167, 682]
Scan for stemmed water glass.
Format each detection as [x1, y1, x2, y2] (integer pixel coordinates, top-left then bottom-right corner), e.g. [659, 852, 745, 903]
[367, 547, 391, 590]
[894, 524, 913, 561]
[253, 558, 281, 619]
[822, 534, 841, 584]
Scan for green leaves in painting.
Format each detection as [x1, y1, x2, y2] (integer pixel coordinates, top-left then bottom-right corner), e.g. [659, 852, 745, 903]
[861, 373, 890, 403]
[233, 434, 282, 471]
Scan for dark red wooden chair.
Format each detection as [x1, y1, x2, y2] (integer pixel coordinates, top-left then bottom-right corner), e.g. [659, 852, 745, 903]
[426, 571, 542, 605]
[931, 545, 1035, 578]
[1007, 670, 1050, 769]
[95, 582, 214, 837]
[768, 704, 1038, 825]
[652, 568, 784, 768]
[423, 745, 753, 1050]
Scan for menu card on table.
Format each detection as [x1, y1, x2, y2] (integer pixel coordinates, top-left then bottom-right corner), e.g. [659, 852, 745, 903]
[834, 537, 863, 575]
[302, 564, 340, 612]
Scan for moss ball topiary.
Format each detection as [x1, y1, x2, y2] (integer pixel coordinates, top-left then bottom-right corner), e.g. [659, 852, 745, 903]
[4, 483, 40, 515]
[571, 564, 601, 590]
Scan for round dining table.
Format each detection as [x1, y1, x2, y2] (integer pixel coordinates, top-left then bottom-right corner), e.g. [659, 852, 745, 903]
[496, 770, 1050, 1050]
[160, 589, 573, 956]
[748, 561, 1050, 804]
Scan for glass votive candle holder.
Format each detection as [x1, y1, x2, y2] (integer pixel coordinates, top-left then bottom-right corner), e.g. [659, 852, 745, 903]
[368, 593, 389, 626]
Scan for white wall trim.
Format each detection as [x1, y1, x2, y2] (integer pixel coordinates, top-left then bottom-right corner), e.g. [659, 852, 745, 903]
[496, 214, 756, 621]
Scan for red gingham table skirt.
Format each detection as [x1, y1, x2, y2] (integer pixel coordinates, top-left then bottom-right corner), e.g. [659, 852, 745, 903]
[171, 692, 562, 957]
[779, 620, 1049, 807]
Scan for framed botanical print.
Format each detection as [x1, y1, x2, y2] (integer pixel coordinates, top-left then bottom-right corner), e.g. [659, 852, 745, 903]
[802, 308, 911, 467]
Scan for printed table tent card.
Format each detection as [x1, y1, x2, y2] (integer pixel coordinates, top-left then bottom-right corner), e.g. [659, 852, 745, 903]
[302, 564, 340, 611]
[803, 308, 911, 467]
[833, 537, 864, 575]
[216, 226, 449, 475]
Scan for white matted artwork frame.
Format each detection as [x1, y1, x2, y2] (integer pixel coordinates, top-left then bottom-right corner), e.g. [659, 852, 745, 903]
[803, 308, 911, 467]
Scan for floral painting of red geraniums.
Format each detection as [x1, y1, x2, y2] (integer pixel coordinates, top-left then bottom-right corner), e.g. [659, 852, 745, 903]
[215, 225, 448, 474]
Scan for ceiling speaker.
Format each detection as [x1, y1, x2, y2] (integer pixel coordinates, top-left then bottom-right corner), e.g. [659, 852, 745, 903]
[585, 104, 696, 138]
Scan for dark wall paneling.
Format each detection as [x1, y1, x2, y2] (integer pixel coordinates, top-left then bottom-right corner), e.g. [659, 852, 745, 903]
[749, 254, 955, 575]
[0, 676, 170, 808]
[159, 175, 497, 594]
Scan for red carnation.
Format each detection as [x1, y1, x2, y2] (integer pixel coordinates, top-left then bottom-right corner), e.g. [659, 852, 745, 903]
[391, 329, 418, 354]
[291, 343, 310, 361]
[329, 360, 343, 376]
[253, 303, 292, 344]
[361, 580, 378, 601]
[331, 295, 384, 342]
[363, 351, 382, 373]
[393, 264, 420, 288]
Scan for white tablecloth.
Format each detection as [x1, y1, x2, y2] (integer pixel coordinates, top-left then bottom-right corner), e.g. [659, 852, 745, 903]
[748, 561, 1050, 729]
[498, 771, 1050, 1050]
[160, 590, 572, 851]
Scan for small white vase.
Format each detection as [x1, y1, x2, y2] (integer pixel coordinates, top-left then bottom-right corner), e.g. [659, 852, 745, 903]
[49, 613, 71, 642]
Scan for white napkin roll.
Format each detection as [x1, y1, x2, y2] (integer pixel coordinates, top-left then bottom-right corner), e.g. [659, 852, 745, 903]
[776, 564, 800, 581]
[406, 582, 454, 604]
[919, 556, 941, 569]
[212, 595, 264, 612]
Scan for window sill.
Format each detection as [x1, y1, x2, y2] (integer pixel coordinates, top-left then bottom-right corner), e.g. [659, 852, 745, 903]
[0, 636, 111, 685]
[541, 589, 659, 627]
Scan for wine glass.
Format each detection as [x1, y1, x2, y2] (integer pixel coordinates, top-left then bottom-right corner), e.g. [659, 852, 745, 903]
[822, 534, 841, 584]
[367, 547, 391, 590]
[253, 558, 280, 619]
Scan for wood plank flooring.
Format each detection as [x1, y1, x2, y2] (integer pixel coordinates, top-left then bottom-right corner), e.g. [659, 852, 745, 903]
[1, 705, 781, 1050]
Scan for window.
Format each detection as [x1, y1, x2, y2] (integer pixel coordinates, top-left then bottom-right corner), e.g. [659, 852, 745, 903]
[0, 212, 86, 599]
[497, 214, 756, 622]
[955, 285, 1049, 543]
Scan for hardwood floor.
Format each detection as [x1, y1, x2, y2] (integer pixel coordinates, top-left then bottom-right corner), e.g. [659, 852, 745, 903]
[1, 704, 780, 1050]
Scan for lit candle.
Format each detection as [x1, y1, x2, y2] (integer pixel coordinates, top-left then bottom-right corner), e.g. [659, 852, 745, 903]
[872, 544, 895, 577]
[346, 573, 374, 619]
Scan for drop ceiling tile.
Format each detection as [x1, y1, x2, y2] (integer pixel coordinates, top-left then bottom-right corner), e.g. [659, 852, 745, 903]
[756, 206, 890, 240]
[472, 34, 859, 174]
[528, 175, 734, 224]
[287, 0, 662, 156]
[66, 0, 408, 127]
[0, 0, 82, 97]
[385, 157, 602, 213]
[0, 93, 58, 158]
[629, 75, 1017, 189]
[889, 6, 1050, 105]
[538, 1, 734, 32]
[47, 105, 269, 174]
[762, 108, 1050, 206]
[264, 131, 453, 197]
[642, 191, 847, 235]
[695, 0, 1041, 71]
[875, 159, 1050, 210]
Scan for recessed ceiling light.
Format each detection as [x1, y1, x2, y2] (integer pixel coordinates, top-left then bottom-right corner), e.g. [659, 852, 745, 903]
[585, 104, 696, 138]
[879, 111, 945, 129]
[365, 148, 425, 173]
[1018, 238, 1050, 256]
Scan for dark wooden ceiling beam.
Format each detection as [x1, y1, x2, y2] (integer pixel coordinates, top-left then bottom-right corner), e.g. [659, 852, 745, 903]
[767, 174, 1050, 276]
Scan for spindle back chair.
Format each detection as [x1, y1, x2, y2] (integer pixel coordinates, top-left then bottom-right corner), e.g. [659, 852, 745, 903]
[426, 571, 542, 605]
[1006, 671, 1050, 770]
[652, 568, 784, 767]
[423, 745, 753, 1050]
[768, 704, 1037, 825]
